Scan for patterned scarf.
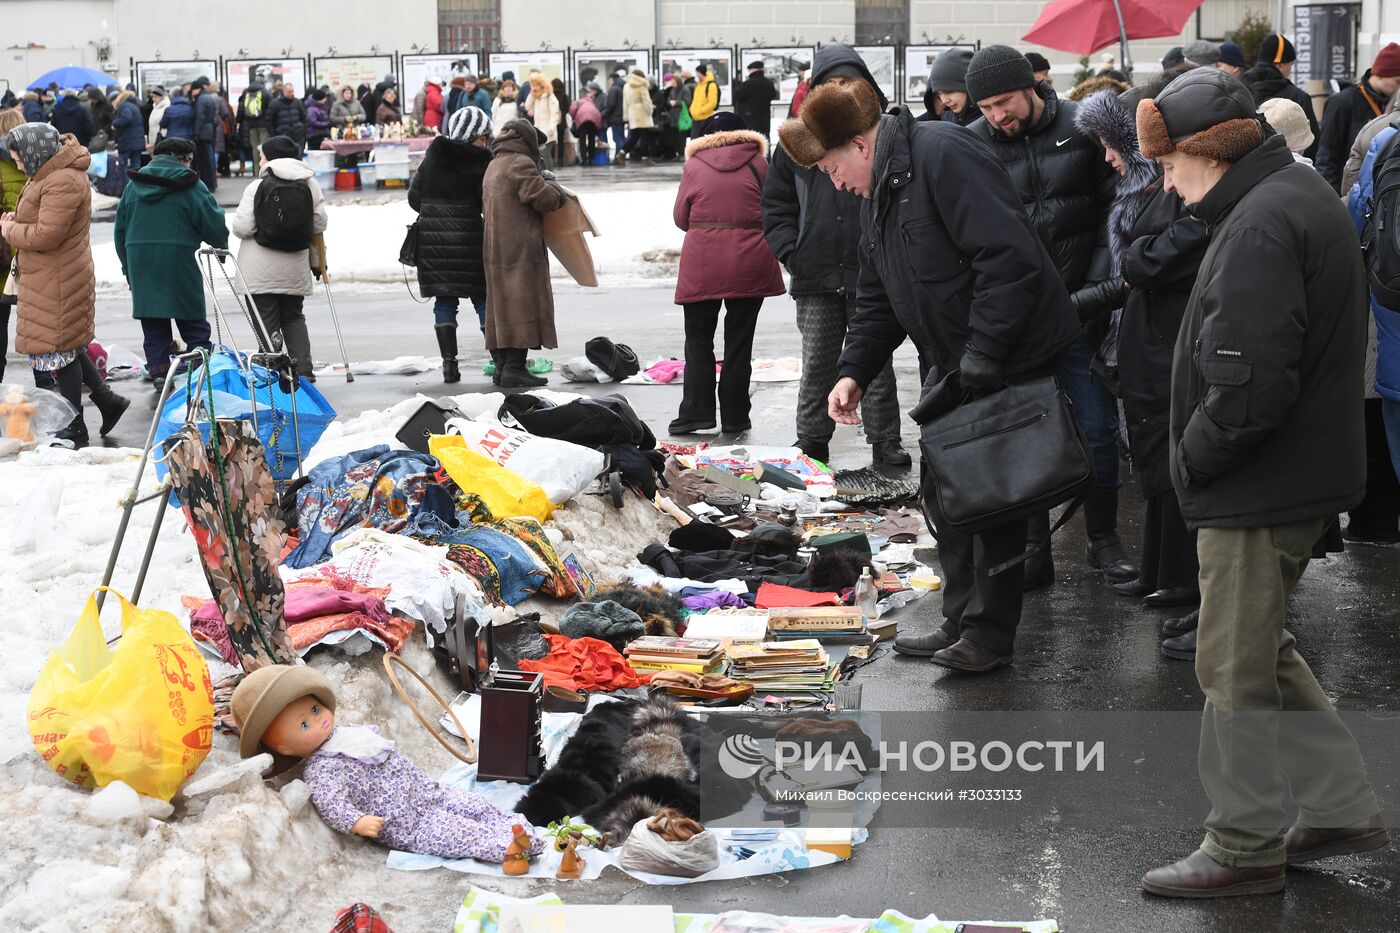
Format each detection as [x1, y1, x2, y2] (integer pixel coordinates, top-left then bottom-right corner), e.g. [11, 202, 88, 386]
[4, 122, 61, 177]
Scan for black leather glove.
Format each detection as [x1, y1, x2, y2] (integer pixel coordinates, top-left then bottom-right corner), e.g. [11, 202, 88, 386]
[958, 345, 1003, 390]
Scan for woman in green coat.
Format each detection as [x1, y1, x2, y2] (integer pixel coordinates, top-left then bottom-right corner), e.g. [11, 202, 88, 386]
[114, 136, 229, 387]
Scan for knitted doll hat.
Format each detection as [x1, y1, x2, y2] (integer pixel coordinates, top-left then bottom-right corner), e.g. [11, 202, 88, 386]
[1137, 67, 1262, 162]
[777, 77, 882, 167]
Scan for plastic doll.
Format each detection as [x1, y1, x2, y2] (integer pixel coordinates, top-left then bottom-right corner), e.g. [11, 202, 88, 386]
[0, 386, 37, 443]
[231, 665, 544, 861]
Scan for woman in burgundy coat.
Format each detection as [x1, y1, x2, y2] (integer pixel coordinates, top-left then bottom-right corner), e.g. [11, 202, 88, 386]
[670, 112, 786, 435]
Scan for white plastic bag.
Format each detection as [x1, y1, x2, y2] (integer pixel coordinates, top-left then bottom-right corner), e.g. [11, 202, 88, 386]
[446, 418, 604, 505]
[618, 817, 720, 878]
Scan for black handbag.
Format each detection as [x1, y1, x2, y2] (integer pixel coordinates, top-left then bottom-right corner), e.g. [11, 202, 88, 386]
[916, 373, 1092, 542]
[398, 221, 420, 267]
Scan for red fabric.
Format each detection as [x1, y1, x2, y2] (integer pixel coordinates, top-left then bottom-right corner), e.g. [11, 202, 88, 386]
[330, 903, 392, 933]
[754, 581, 841, 609]
[518, 634, 652, 692]
[1375, 42, 1400, 78]
[1021, 0, 1203, 56]
[672, 132, 786, 304]
[788, 81, 809, 118]
[424, 83, 444, 129]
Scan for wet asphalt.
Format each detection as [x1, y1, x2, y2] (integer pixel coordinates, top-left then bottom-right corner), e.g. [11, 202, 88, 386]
[67, 163, 1400, 930]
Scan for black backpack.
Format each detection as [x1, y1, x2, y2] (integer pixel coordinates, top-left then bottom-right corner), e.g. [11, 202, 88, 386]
[253, 175, 315, 252]
[1362, 127, 1400, 309]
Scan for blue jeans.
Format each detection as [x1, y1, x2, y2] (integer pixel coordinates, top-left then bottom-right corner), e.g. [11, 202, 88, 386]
[1056, 331, 1120, 490]
[1384, 398, 1400, 483]
[433, 296, 486, 328]
[608, 124, 626, 153]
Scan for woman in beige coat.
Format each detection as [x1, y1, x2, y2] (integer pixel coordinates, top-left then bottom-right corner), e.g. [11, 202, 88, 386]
[482, 120, 565, 387]
[525, 72, 560, 170]
[1, 125, 128, 446]
[617, 69, 655, 164]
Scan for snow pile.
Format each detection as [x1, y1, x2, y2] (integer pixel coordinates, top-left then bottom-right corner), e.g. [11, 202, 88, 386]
[92, 188, 685, 293]
[0, 428, 674, 929]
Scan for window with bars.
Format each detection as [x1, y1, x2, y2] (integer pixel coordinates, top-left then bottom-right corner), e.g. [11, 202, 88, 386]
[438, 0, 500, 52]
[856, 0, 909, 46]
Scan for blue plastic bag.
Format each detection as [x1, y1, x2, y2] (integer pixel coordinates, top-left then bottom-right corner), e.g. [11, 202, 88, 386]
[154, 348, 335, 487]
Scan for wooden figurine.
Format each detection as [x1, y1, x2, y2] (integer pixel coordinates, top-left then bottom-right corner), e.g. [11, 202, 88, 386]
[556, 835, 585, 880]
[503, 823, 533, 876]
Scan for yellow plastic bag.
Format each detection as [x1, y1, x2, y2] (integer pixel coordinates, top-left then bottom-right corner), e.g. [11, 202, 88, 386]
[430, 434, 554, 522]
[28, 588, 214, 801]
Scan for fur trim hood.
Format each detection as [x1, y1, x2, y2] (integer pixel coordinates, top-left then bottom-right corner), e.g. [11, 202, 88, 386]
[684, 128, 769, 160]
[1076, 90, 1158, 268]
[1136, 68, 1263, 163]
[778, 78, 881, 167]
[1067, 75, 1129, 102]
[1075, 89, 1141, 159]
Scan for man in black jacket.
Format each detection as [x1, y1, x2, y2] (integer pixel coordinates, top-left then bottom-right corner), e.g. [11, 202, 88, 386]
[964, 45, 1134, 590]
[1135, 68, 1388, 899]
[267, 83, 309, 150]
[734, 61, 779, 138]
[1316, 43, 1400, 191]
[190, 76, 220, 191]
[761, 43, 909, 467]
[778, 79, 1079, 673]
[1243, 35, 1320, 161]
[601, 72, 626, 157]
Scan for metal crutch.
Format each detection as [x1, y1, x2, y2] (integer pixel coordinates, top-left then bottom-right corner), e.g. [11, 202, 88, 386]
[313, 234, 354, 382]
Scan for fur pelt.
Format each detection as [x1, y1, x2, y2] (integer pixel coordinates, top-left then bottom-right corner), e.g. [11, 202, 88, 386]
[1075, 90, 1159, 267]
[591, 585, 681, 637]
[514, 694, 749, 842]
[1067, 75, 1129, 102]
[684, 128, 769, 160]
[805, 548, 865, 591]
[1136, 97, 1262, 162]
[778, 78, 881, 167]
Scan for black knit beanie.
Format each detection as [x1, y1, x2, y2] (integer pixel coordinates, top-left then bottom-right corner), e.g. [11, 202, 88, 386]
[153, 137, 196, 159]
[965, 45, 1036, 103]
[260, 135, 302, 162]
[928, 47, 974, 94]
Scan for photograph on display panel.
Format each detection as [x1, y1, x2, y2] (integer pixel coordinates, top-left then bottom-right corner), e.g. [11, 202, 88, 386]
[852, 45, 897, 103]
[314, 55, 396, 95]
[401, 53, 481, 94]
[659, 49, 734, 107]
[226, 58, 309, 99]
[486, 51, 566, 86]
[739, 47, 814, 105]
[134, 61, 218, 94]
[904, 44, 976, 103]
[574, 51, 652, 96]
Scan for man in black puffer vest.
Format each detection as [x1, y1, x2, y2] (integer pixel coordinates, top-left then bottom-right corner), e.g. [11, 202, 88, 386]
[965, 45, 1133, 592]
[761, 43, 910, 468]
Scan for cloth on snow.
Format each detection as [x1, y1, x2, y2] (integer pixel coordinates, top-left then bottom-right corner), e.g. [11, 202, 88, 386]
[517, 633, 651, 692]
[559, 600, 645, 652]
[408, 512, 550, 606]
[285, 446, 456, 569]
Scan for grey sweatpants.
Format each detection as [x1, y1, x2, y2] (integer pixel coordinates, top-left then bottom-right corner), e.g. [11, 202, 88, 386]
[795, 292, 901, 445]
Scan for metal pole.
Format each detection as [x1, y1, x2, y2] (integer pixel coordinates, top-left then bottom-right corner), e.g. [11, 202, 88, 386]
[1112, 0, 1134, 80]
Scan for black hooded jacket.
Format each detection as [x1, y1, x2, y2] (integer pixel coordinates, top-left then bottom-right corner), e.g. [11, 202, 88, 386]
[837, 108, 1079, 388]
[966, 83, 1116, 295]
[408, 136, 492, 298]
[1316, 72, 1392, 191]
[1170, 135, 1367, 527]
[761, 43, 888, 297]
[1243, 62, 1320, 159]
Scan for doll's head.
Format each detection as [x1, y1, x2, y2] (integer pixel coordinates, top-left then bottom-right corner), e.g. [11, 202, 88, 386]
[4, 386, 26, 405]
[231, 665, 338, 760]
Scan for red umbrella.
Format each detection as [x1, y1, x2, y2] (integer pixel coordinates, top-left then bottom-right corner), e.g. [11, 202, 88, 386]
[1022, 0, 1205, 74]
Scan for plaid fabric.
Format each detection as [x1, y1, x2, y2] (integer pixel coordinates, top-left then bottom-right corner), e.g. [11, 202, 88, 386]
[330, 903, 392, 933]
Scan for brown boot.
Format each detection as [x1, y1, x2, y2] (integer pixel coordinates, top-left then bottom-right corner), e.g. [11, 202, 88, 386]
[893, 629, 956, 657]
[1141, 849, 1284, 898]
[1285, 814, 1389, 864]
[930, 638, 1012, 673]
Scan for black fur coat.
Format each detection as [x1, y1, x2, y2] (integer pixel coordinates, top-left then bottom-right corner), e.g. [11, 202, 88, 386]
[407, 136, 492, 298]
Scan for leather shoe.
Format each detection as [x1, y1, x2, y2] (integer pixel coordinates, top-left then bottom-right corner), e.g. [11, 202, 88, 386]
[1113, 578, 1155, 598]
[1143, 586, 1200, 609]
[893, 629, 956, 657]
[872, 441, 912, 468]
[1161, 627, 1196, 661]
[795, 438, 830, 464]
[1022, 553, 1055, 592]
[931, 638, 1012, 673]
[1162, 608, 1199, 638]
[1285, 814, 1390, 864]
[543, 685, 588, 713]
[1141, 849, 1284, 898]
[1086, 538, 1139, 583]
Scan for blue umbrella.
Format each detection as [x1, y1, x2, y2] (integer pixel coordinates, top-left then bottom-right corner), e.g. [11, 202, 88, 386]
[27, 65, 117, 91]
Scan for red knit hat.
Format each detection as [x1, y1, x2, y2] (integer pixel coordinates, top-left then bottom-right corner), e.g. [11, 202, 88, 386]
[1374, 42, 1400, 78]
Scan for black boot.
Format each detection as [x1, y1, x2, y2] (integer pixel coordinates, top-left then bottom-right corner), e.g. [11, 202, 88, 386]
[1022, 511, 1055, 591]
[1084, 488, 1139, 583]
[489, 349, 503, 387]
[1161, 627, 1196, 661]
[90, 385, 131, 437]
[497, 348, 547, 388]
[53, 414, 89, 449]
[435, 324, 460, 383]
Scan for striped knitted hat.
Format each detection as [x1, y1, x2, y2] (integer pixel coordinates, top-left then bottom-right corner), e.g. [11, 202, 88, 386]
[447, 106, 492, 141]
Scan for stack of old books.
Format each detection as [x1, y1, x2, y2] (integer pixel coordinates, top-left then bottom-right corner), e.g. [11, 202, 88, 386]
[727, 639, 836, 693]
[623, 636, 725, 675]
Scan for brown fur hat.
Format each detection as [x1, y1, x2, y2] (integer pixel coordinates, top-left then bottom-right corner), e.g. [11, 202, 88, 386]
[1136, 67, 1262, 163]
[778, 78, 881, 167]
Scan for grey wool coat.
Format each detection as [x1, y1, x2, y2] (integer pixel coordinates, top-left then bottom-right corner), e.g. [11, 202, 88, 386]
[482, 120, 567, 350]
